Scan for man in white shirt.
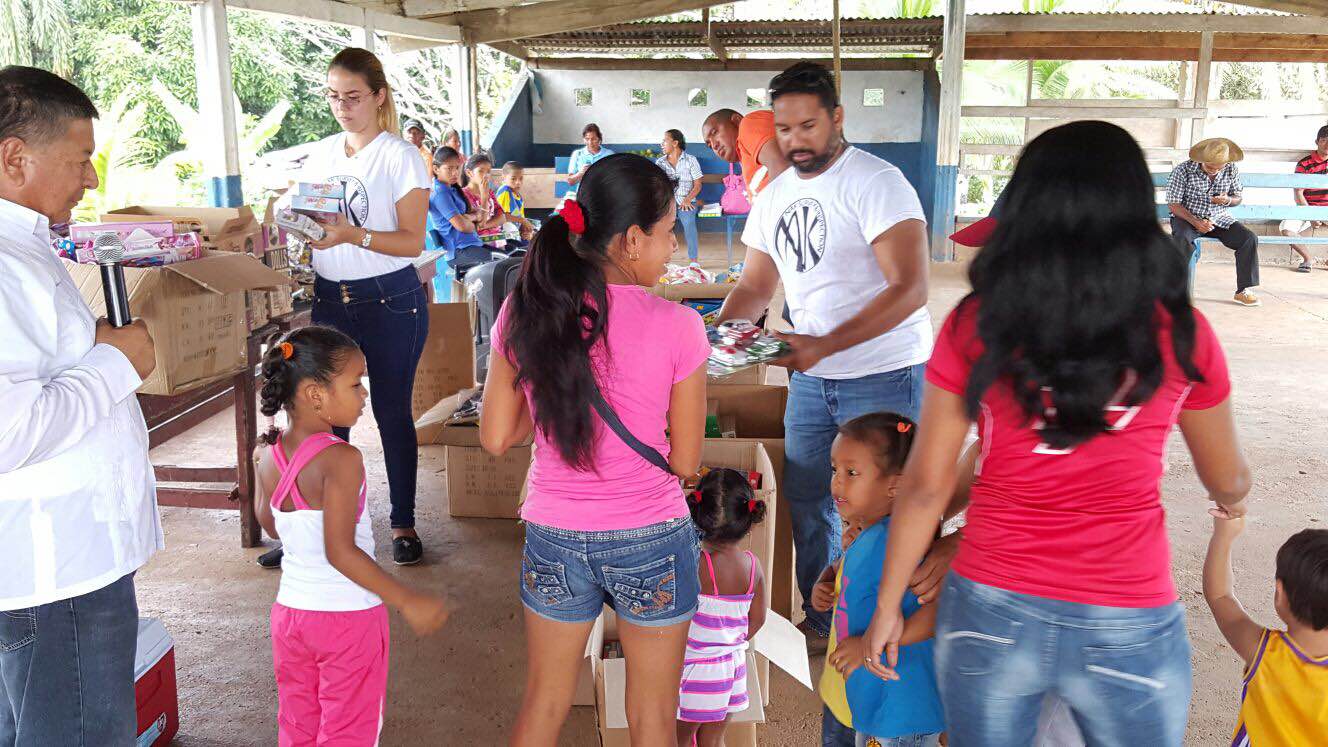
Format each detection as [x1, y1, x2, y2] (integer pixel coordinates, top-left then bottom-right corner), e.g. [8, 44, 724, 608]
[718, 62, 935, 652]
[0, 66, 160, 746]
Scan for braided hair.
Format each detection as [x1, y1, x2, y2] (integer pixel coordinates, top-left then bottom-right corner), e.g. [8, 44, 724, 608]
[688, 468, 766, 544]
[258, 325, 360, 445]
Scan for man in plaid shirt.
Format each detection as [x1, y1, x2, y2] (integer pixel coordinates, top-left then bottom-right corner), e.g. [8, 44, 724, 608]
[1167, 137, 1261, 306]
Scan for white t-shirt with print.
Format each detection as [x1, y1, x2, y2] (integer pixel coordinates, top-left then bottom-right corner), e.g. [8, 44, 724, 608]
[295, 131, 431, 281]
[741, 146, 931, 379]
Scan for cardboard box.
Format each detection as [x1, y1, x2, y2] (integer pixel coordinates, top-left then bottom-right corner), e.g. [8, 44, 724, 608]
[245, 290, 270, 332]
[650, 282, 736, 302]
[444, 444, 531, 519]
[64, 251, 294, 395]
[708, 386, 796, 619]
[267, 284, 295, 319]
[103, 205, 261, 255]
[591, 606, 810, 746]
[411, 302, 478, 420]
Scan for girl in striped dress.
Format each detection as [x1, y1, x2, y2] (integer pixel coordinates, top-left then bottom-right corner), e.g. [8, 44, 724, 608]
[677, 468, 768, 746]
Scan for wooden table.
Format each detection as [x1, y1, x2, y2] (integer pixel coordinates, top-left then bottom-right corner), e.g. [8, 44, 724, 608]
[145, 254, 446, 548]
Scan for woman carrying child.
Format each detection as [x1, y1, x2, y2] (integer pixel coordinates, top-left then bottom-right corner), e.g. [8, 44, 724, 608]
[480, 153, 709, 747]
[254, 327, 448, 745]
[863, 120, 1252, 746]
[676, 468, 768, 746]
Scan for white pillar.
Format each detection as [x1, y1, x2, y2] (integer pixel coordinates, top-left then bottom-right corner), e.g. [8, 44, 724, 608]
[1192, 30, 1214, 144]
[192, 0, 242, 208]
[350, 14, 376, 54]
[931, 0, 966, 261]
[451, 44, 478, 152]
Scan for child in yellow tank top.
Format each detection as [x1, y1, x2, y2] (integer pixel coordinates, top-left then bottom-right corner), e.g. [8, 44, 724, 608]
[1203, 513, 1328, 746]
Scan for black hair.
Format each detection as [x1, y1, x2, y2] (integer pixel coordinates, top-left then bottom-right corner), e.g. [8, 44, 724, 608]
[1317, 124, 1328, 141]
[582, 122, 603, 139]
[502, 160, 524, 175]
[666, 128, 687, 150]
[460, 151, 493, 190]
[963, 120, 1199, 450]
[432, 145, 462, 167]
[689, 468, 766, 544]
[768, 61, 839, 113]
[258, 326, 360, 445]
[838, 412, 917, 475]
[1276, 528, 1328, 630]
[504, 153, 675, 469]
[0, 66, 98, 145]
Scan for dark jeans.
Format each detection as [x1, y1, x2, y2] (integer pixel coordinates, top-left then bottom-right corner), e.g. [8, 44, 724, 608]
[313, 266, 429, 529]
[822, 705, 856, 746]
[0, 573, 139, 746]
[1169, 217, 1260, 293]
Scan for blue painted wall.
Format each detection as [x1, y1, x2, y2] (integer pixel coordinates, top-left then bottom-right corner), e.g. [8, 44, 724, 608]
[485, 79, 536, 167]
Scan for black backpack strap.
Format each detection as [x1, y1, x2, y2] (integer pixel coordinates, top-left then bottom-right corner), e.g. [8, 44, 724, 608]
[589, 384, 673, 475]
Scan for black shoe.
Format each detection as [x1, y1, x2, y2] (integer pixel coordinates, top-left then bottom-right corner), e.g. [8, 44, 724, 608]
[257, 546, 283, 569]
[393, 536, 424, 566]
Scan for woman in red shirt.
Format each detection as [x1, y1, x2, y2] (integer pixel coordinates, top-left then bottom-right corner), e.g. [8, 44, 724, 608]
[863, 121, 1252, 746]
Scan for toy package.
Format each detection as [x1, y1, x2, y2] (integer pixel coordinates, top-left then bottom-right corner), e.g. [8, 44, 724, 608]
[290, 194, 341, 222]
[274, 208, 326, 243]
[55, 228, 203, 267]
[715, 262, 744, 284]
[682, 299, 725, 327]
[659, 263, 714, 285]
[296, 182, 345, 200]
[706, 319, 788, 378]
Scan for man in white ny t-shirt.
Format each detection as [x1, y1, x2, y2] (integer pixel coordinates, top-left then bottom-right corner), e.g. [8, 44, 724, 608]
[717, 62, 937, 651]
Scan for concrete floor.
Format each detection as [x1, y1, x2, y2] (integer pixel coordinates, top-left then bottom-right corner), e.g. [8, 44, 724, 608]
[139, 236, 1328, 746]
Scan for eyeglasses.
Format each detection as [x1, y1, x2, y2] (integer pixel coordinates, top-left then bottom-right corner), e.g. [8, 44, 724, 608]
[324, 90, 370, 107]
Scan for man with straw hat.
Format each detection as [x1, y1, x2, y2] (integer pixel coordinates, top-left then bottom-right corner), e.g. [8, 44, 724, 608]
[1167, 137, 1261, 306]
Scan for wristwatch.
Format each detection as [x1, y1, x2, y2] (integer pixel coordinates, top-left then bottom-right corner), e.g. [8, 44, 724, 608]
[359, 229, 373, 249]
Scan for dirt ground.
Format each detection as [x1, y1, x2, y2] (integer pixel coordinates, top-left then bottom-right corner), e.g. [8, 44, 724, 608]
[139, 237, 1327, 746]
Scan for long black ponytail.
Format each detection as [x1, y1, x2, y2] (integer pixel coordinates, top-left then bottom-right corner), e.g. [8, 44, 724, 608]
[504, 153, 675, 469]
[964, 120, 1201, 450]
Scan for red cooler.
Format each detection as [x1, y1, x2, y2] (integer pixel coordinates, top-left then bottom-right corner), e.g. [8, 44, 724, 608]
[134, 618, 179, 746]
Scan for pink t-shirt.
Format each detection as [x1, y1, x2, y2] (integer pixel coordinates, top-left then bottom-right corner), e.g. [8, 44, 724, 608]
[928, 301, 1230, 608]
[492, 285, 710, 531]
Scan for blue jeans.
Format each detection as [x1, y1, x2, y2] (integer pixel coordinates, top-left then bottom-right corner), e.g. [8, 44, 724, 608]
[935, 573, 1192, 747]
[822, 705, 856, 746]
[0, 573, 139, 746]
[676, 206, 700, 261]
[521, 517, 701, 627]
[785, 365, 925, 634]
[313, 266, 429, 529]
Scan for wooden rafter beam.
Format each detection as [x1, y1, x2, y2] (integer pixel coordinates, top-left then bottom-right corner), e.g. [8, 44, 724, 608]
[966, 31, 1328, 51]
[964, 47, 1328, 63]
[1216, 0, 1328, 16]
[527, 57, 930, 71]
[403, 0, 547, 16]
[486, 40, 532, 60]
[966, 13, 1318, 34]
[702, 8, 727, 63]
[221, 0, 461, 42]
[439, 0, 719, 44]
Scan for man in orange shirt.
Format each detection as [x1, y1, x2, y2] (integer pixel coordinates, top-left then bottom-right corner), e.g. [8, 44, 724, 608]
[703, 108, 791, 197]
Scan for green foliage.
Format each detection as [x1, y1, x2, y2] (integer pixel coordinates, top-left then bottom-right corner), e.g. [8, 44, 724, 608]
[0, 0, 74, 75]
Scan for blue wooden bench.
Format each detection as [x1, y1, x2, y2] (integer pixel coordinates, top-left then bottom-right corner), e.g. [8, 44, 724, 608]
[554, 152, 750, 265]
[1152, 171, 1328, 286]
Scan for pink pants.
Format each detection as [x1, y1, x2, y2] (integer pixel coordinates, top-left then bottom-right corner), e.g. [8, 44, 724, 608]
[271, 603, 390, 746]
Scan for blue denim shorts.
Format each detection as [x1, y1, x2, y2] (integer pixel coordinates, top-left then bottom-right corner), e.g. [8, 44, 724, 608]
[520, 516, 701, 627]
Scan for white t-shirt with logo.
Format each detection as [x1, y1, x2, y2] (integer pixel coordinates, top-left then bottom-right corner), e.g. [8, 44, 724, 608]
[295, 131, 431, 281]
[741, 146, 931, 379]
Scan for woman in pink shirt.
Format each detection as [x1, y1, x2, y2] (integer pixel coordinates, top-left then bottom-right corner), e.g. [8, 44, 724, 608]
[862, 122, 1253, 746]
[480, 153, 709, 746]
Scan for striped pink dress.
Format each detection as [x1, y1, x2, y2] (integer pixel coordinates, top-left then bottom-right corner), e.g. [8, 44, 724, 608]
[677, 550, 756, 723]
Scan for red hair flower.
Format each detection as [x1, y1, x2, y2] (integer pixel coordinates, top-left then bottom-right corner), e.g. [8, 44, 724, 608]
[688, 490, 703, 504]
[748, 499, 760, 512]
[558, 199, 586, 236]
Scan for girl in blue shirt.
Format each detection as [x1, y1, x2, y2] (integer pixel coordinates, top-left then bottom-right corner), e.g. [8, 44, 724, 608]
[428, 146, 490, 271]
[825, 412, 944, 747]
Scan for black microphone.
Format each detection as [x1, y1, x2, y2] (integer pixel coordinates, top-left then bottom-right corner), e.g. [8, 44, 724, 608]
[92, 233, 132, 328]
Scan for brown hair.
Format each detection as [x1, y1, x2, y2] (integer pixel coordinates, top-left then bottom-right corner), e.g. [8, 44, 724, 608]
[329, 47, 398, 136]
[838, 412, 917, 475]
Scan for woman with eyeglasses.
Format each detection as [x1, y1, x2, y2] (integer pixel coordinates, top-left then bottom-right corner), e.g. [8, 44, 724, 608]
[271, 47, 433, 569]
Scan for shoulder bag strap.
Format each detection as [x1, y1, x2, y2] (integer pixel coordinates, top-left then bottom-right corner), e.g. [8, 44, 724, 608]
[588, 383, 673, 475]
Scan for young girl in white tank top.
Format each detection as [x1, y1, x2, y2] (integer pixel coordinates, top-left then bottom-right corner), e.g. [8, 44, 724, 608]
[253, 326, 448, 745]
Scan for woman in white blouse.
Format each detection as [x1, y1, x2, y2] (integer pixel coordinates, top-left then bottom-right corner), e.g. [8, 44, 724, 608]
[656, 129, 704, 262]
[275, 47, 432, 567]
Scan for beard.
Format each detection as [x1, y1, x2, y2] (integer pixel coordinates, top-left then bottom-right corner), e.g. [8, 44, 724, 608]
[788, 136, 845, 174]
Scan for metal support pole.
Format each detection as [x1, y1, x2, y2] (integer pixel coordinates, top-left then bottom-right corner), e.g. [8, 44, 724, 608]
[452, 43, 479, 152]
[931, 0, 966, 262]
[350, 14, 376, 54]
[832, 0, 842, 97]
[192, 0, 242, 207]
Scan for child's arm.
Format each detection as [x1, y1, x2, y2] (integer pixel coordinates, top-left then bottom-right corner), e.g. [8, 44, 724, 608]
[253, 451, 279, 540]
[1202, 512, 1264, 665]
[320, 447, 449, 635]
[747, 565, 767, 640]
[898, 602, 938, 646]
[811, 562, 839, 613]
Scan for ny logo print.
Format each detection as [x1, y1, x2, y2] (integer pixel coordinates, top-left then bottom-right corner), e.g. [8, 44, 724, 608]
[774, 198, 826, 273]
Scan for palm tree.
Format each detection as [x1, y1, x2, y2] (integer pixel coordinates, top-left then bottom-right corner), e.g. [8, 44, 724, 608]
[73, 86, 153, 222]
[0, 0, 73, 75]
